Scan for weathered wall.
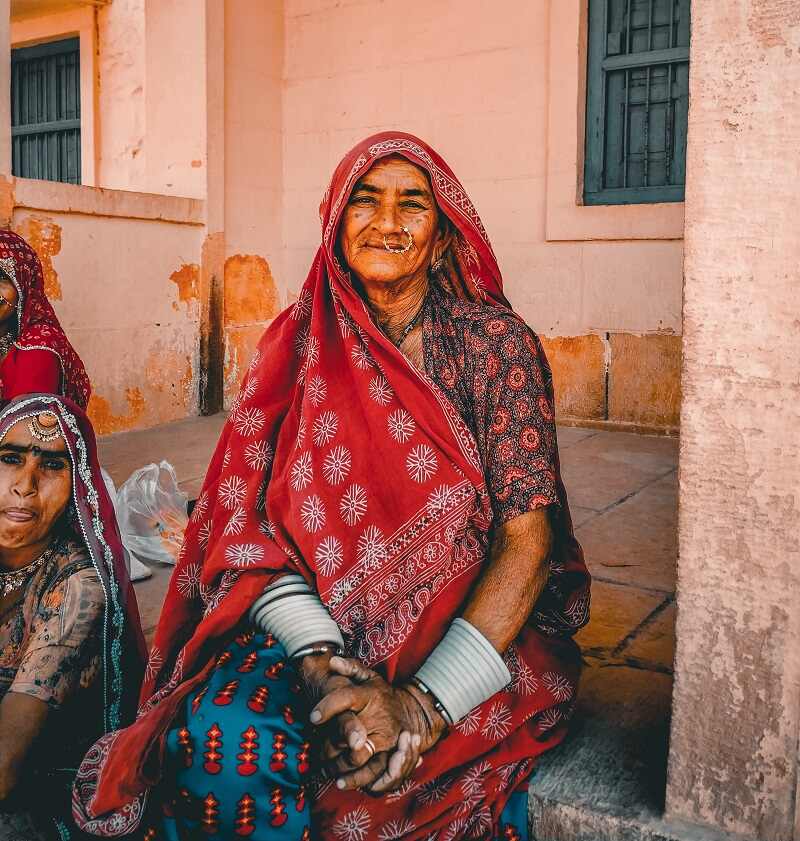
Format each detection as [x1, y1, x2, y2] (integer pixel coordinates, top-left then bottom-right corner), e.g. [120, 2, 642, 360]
[95, 0, 147, 191]
[667, 2, 800, 839]
[9, 181, 205, 434]
[281, 0, 684, 431]
[142, 0, 205, 197]
[220, 0, 284, 405]
[11, 0, 205, 197]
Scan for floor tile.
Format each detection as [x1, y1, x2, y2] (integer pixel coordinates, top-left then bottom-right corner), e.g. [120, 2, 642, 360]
[98, 413, 227, 489]
[621, 602, 676, 671]
[575, 580, 665, 657]
[576, 474, 678, 593]
[556, 426, 598, 449]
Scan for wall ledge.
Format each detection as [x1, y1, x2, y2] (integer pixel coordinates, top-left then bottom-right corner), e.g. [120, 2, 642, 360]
[13, 178, 205, 225]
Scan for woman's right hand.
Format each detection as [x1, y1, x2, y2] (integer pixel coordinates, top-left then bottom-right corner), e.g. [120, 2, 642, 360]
[297, 650, 375, 771]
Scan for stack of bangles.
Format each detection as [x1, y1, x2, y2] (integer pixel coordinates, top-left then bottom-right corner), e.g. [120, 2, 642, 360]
[249, 574, 511, 727]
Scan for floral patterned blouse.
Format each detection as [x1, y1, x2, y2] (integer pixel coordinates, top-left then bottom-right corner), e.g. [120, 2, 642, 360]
[421, 283, 588, 638]
[0, 538, 104, 829]
[421, 282, 560, 525]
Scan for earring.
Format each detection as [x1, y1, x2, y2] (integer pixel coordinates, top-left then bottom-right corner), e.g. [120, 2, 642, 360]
[430, 256, 445, 276]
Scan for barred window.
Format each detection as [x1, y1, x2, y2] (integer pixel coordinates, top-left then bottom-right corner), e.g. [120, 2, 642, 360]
[11, 38, 81, 184]
[584, 0, 690, 205]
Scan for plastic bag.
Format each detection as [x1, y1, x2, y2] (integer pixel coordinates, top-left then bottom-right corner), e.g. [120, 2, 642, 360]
[115, 461, 189, 567]
[101, 468, 152, 581]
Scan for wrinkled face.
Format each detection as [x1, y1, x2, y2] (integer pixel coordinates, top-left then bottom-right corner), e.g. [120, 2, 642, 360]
[339, 156, 445, 287]
[0, 272, 18, 328]
[0, 416, 72, 550]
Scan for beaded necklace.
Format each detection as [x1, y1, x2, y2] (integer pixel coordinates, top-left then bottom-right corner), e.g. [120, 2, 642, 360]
[0, 541, 59, 598]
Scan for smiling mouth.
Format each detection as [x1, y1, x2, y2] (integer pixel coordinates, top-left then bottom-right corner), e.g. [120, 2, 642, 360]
[2, 508, 37, 523]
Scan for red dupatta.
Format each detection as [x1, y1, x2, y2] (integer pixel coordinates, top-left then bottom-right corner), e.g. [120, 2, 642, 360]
[0, 230, 91, 408]
[75, 133, 586, 839]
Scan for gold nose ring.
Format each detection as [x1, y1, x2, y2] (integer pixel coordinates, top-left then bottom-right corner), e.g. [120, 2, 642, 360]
[383, 226, 414, 254]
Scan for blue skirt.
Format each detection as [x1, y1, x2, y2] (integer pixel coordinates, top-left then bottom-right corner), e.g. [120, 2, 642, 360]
[151, 632, 529, 840]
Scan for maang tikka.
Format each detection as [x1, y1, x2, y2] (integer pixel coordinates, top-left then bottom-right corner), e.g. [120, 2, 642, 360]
[28, 412, 61, 443]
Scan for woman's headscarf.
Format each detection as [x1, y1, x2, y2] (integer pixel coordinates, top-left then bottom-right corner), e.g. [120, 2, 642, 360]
[0, 231, 91, 408]
[74, 133, 587, 835]
[0, 395, 145, 731]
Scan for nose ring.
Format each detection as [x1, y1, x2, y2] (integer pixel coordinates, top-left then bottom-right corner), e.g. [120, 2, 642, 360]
[383, 226, 414, 254]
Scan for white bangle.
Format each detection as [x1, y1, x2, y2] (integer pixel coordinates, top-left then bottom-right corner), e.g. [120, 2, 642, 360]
[414, 618, 511, 725]
[248, 575, 345, 659]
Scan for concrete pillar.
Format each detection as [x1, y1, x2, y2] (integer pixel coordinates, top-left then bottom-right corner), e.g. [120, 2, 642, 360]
[666, 3, 800, 840]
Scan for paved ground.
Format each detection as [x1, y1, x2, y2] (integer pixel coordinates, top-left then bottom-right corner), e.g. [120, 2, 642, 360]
[533, 426, 678, 839]
[99, 417, 678, 673]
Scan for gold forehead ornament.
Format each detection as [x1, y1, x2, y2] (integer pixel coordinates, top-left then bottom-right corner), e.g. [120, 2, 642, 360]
[28, 412, 61, 443]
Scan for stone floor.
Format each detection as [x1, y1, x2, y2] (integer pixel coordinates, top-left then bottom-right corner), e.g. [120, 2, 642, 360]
[99, 416, 679, 839]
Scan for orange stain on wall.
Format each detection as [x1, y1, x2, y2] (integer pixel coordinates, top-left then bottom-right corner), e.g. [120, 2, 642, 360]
[0, 176, 15, 228]
[223, 254, 279, 326]
[223, 324, 266, 402]
[13, 215, 63, 300]
[170, 263, 200, 311]
[88, 388, 146, 435]
[143, 346, 196, 412]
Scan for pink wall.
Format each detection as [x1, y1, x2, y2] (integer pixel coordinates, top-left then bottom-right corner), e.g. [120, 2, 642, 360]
[10, 0, 206, 198]
[281, 0, 683, 337]
[280, 0, 685, 430]
[7, 180, 205, 433]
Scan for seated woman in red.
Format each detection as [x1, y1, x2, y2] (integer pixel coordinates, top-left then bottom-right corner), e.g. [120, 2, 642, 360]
[0, 231, 90, 408]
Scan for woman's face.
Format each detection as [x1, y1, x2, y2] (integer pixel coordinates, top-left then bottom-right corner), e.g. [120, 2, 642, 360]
[0, 416, 72, 551]
[0, 274, 18, 327]
[339, 156, 445, 287]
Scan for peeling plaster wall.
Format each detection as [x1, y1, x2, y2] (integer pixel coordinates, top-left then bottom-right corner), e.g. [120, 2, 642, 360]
[221, 0, 284, 405]
[10, 206, 204, 434]
[667, 2, 800, 839]
[143, 0, 205, 197]
[96, 0, 205, 197]
[96, 0, 147, 191]
[281, 0, 684, 430]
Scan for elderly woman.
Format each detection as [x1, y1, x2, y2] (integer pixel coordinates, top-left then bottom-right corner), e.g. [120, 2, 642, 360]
[0, 395, 143, 840]
[76, 133, 590, 840]
[0, 232, 90, 408]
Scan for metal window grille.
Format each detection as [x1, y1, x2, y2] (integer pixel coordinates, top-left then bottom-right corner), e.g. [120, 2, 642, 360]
[584, 0, 690, 205]
[11, 37, 81, 184]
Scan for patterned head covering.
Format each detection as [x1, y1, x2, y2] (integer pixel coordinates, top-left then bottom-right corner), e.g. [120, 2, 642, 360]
[0, 230, 91, 407]
[0, 394, 145, 731]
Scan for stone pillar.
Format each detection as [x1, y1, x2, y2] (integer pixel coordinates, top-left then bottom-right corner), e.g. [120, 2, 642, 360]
[666, 3, 800, 840]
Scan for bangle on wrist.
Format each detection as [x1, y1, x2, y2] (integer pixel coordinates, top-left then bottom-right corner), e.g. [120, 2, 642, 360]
[413, 618, 511, 725]
[292, 643, 343, 661]
[249, 574, 345, 659]
[407, 678, 451, 730]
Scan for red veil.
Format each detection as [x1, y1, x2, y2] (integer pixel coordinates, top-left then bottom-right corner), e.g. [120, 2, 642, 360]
[75, 133, 588, 839]
[0, 230, 91, 408]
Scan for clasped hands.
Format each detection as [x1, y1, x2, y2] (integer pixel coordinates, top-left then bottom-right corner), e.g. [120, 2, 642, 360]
[299, 652, 447, 793]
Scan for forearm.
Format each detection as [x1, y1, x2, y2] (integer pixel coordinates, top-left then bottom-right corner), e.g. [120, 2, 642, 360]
[461, 508, 552, 653]
[0, 693, 49, 803]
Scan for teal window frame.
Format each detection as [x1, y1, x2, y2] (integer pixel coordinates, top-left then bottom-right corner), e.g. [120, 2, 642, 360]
[584, 0, 690, 206]
[11, 37, 81, 184]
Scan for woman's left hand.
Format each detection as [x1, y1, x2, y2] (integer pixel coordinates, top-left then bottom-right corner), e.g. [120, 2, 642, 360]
[310, 656, 447, 792]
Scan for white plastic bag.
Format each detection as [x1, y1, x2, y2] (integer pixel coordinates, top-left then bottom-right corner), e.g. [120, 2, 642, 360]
[101, 468, 152, 581]
[115, 461, 188, 567]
